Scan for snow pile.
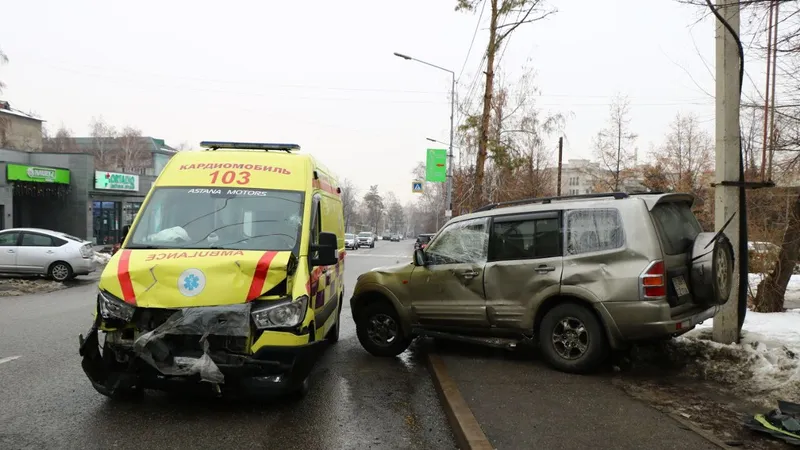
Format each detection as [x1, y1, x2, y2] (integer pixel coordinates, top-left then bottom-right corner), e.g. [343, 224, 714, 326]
[669, 310, 800, 405]
[93, 252, 111, 265]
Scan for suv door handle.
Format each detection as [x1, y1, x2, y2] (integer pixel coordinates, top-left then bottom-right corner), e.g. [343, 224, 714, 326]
[535, 265, 556, 273]
[458, 270, 479, 279]
[6, 249, 14, 253]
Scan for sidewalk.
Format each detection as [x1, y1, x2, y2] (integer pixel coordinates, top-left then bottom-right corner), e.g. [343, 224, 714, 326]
[433, 343, 718, 450]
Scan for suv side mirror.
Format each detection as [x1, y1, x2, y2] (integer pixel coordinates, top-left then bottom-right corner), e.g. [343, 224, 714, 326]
[311, 232, 339, 267]
[414, 248, 427, 266]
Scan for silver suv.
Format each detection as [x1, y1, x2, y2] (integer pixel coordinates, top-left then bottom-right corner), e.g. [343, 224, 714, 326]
[350, 192, 734, 373]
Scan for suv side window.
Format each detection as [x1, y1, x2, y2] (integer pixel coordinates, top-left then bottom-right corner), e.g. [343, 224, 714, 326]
[566, 208, 624, 255]
[490, 213, 561, 261]
[426, 218, 489, 265]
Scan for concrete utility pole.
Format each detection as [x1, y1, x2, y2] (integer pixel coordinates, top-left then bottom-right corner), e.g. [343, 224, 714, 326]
[712, 0, 741, 344]
[557, 137, 563, 196]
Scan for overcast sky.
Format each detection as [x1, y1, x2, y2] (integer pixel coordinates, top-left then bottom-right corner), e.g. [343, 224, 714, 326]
[0, 0, 770, 204]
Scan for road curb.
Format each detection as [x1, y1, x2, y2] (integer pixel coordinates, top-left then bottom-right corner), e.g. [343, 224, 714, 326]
[666, 412, 735, 449]
[426, 352, 494, 450]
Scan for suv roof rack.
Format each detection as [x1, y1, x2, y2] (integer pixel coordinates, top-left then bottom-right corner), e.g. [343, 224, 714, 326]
[474, 192, 629, 213]
[200, 141, 301, 153]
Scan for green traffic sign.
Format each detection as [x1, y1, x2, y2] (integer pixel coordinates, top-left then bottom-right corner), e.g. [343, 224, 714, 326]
[425, 148, 447, 182]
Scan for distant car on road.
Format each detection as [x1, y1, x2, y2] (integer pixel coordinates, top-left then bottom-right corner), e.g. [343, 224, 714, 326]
[414, 233, 434, 250]
[0, 227, 95, 281]
[382, 233, 392, 241]
[357, 231, 375, 248]
[345, 233, 359, 250]
[390, 234, 401, 242]
[351, 192, 734, 375]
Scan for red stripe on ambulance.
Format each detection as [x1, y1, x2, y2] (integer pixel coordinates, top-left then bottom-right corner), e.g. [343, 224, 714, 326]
[246, 251, 279, 301]
[117, 250, 136, 305]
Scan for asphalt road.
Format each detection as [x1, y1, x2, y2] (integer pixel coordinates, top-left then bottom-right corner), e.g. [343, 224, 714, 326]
[0, 240, 456, 450]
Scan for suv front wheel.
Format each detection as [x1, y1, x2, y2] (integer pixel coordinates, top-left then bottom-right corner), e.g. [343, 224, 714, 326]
[538, 303, 608, 374]
[356, 301, 411, 357]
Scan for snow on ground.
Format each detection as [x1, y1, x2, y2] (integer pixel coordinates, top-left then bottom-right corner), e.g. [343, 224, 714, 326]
[93, 252, 111, 265]
[670, 309, 800, 405]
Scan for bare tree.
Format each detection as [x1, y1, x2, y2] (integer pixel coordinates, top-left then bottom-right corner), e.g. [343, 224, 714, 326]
[591, 95, 638, 191]
[42, 124, 78, 153]
[0, 47, 8, 94]
[657, 113, 714, 194]
[456, 0, 557, 209]
[339, 178, 360, 233]
[89, 116, 118, 171]
[118, 126, 149, 173]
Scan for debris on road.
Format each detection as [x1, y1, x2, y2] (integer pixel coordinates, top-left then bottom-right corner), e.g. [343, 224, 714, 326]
[745, 400, 800, 446]
[621, 308, 800, 448]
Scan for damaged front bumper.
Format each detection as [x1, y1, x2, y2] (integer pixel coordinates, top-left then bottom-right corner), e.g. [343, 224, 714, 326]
[78, 303, 325, 397]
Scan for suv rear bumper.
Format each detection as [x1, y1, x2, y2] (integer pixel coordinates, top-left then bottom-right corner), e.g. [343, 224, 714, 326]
[597, 300, 719, 344]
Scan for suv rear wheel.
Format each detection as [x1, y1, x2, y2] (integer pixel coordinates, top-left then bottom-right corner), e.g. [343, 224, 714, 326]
[538, 303, 608, 374]
[356, 301, 411, 357]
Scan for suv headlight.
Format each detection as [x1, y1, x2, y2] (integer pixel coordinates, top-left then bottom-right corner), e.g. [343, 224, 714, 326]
[98, 290, 135, 322]
[251, 295, 308, 329]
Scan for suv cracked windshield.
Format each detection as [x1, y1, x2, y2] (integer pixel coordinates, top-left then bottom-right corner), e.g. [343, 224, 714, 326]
[128, 187, 304, 252]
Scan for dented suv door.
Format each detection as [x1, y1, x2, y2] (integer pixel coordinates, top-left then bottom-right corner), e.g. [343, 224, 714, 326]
[410, 218, 490, 329]
[484, 211, 563, 329]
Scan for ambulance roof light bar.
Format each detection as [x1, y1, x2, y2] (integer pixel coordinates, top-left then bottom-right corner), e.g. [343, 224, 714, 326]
[200, 141, 301, 153]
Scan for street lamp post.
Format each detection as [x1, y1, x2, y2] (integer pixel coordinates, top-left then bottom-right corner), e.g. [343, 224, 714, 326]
[394, 52, 455, 219]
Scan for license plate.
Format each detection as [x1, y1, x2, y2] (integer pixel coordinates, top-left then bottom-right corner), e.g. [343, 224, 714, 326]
[673, 276, 690, 297]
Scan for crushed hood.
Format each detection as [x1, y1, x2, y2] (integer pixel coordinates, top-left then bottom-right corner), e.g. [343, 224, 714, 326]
[99, 249, 295, 308]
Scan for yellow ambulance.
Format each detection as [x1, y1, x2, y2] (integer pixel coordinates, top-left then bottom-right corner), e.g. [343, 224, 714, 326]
[79, 142, 345, 399]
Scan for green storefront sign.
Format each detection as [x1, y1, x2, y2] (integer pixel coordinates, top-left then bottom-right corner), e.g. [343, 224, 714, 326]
[94, 170, 139, 191]
[7, 164, 71, 184]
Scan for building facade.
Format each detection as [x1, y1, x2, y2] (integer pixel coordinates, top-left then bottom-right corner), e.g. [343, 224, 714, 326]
[0, 148, 160, 245]
[0, 101, 44, 152]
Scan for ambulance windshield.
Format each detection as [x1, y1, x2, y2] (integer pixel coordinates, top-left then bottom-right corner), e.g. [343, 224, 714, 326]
[127, 187, 304, 252]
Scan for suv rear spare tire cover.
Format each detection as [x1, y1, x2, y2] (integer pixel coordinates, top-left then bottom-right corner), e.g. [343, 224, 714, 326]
[689, 232, 735, 306]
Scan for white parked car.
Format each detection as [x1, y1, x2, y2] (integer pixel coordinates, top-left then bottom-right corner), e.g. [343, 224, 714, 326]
[0, 228, 95, 281]
[345, 233, 359, 250]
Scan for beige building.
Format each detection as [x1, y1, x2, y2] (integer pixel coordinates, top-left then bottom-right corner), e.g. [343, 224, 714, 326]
[0, 101, 43, 152]
[552, 158, 650, 196]
[556, 159, 600, 196]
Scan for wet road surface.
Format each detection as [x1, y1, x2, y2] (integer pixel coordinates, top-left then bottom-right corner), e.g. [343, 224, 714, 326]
[0, 241, 456, 450]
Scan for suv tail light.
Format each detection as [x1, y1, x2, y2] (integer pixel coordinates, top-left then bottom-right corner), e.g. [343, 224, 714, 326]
[640, 260, 666, 299]
[80, 243, 93, 259]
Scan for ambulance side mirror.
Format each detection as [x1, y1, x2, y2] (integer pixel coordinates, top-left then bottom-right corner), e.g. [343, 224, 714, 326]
[311, 232, 339, 267]
[121, 225, 131, 242]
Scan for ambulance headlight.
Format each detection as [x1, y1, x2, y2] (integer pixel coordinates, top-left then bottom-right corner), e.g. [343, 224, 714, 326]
[251, 296, 308, 329]
[98, 290, 135, 322]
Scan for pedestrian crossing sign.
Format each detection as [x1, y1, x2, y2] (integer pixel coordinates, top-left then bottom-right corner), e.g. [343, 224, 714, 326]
[412, 181, 423, 194]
